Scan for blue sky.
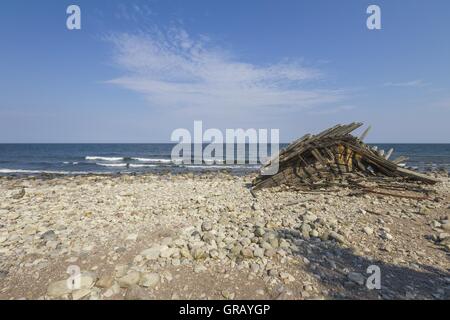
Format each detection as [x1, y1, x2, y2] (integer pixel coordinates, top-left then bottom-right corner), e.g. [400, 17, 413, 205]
[0, 0, 449, 143]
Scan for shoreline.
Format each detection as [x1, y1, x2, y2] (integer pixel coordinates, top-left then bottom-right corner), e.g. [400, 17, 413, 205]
[0, 172, 449, 300]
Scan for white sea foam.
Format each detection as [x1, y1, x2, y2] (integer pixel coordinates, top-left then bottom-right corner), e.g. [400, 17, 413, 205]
[95, 163, 127, 167]
[129, 164, 157, 168]
[131, 157, 172, 163]
[0, 169, 95, 175]
[86, 156, 123, 161]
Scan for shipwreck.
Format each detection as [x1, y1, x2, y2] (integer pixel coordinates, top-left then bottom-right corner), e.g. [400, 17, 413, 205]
[252, 123, 440, 200]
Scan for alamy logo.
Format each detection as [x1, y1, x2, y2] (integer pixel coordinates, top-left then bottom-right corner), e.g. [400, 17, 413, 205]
[66, 265, 81, 290]
[367, 5, 382, 30]
[171, 121, 280, 175]
[366, 265, 381, 290]
[66, 5, 81, 30]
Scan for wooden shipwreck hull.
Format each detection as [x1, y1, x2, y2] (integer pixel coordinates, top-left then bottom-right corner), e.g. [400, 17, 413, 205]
[252, 123, 439, 192]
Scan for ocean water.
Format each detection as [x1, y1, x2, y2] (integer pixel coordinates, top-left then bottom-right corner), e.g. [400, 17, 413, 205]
[0, 143, 449, 176]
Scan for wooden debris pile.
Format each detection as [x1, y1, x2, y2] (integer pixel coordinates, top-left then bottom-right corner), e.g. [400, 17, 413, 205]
[252, 123, 440, 198]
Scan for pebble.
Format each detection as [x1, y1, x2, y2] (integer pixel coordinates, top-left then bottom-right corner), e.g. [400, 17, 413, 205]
[117, 271, 141, 288]
[347, 272, 365, 286]
[139, 273, 160, 288]
[363, 227, 374, 235]
[47, 280, 71, 298]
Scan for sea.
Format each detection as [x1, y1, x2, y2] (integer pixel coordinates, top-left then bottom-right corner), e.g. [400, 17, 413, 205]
[0, 143, 449, 176]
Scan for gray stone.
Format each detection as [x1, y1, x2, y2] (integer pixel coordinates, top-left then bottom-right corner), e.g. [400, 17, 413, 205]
[141, 246, 162, 260]
[347, 272, 365, 286]
[253, 248, 264, 258]
[254, 227, 265, 237]
[363, 227, 374, 235]
[47, 280, 71, 298]
[125, 285, 149, 300]
[41, 230, 56, 241]
[329, 231, 345, 244]
[139, 273, 160, 288]
[117, 271, 140, 288]
[201, 221, 213, 232]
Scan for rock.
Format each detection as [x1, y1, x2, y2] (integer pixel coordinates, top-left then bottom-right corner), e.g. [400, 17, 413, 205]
[47, 280, 71, 298]
[41, 230, 56, 241]
[241, 248, 253, 258]
[96, 275, 114, 288]
[329, 231, 345, 244]
[12, 188, 25, 199]
[438, 233, 450, 241]
[280, 272, 295, 284]
[441, 222, 450, 231]
[72, 288, 91, 300]
[240, 237, 251, 247]
[264, 249, 276, 258]
[180, 248, 192, 259]
[114, 265, 129, 278]
[139, 273, 160, 288]
[302, 213, 317, 223]
[268, 269, 279, 277]
[191, 248, 206, 260]
[201, 221, 213, 232]
[126, 233, 138, 241]
[254, 227, 265, 237]
[141, 246, 162, 260]
[194, 265, 207, 273]
[125, 285, 150, 300]
[160, 246, 174, 258]
[103, 283, 121, 298]
[221, 289, 235, 300]
[363, 227, 374, 235]
[117, 271, 141, 288]
[80, 273, 96, 289]
[380, 231, 393, 241]
[310, 230, 319, 238]
[256, 289, 265, 295]
[269, 238, 279, 248]
[347, 272, 365, 286]
[253, 248, 264, 258]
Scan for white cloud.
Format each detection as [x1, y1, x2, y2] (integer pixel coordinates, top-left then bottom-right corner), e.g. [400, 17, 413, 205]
[383, 79, 428, 87]
[308, 105, 355, 115]
[106, 28, 345, 114]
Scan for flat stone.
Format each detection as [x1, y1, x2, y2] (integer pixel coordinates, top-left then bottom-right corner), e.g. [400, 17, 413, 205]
[140, 246, 162, 260]
[347, 272, 365, 286]
[329, 231, 345, 244]
[254, 227, 265, 237]
[253, 248, 264, 258]
[194, 265, 207, 273]
[72, 288, 91, 300]
[241, 248, 253, 258]
[41, 230, 56, 241]
[191, 248, 206, 260]
[117, 271, 141, 288]
[96, 275, 114, 288]
[139, 273, 160, 288]
[201, 221, 213, 232]
[125, 285, 150, 300]
[264, 249, 276, 258]
[47, 280, 71, 298]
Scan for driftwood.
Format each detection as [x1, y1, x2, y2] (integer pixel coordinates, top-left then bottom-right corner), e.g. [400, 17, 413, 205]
[252, 123, 440, 197]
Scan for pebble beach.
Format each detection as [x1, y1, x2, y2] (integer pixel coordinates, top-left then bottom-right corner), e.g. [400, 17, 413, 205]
[0, 172, 449, 300]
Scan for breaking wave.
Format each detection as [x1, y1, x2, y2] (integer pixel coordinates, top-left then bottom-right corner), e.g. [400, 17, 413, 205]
[86, 156, 124, 161]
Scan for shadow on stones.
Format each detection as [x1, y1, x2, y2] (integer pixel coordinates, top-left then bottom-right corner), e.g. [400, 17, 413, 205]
[276, 228, 450, 300]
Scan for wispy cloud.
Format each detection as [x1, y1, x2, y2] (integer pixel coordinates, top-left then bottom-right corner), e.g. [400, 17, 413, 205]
[308, 105, 355, 115]
[105, 27, 345, 114]
[383, 79, 428, 87]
